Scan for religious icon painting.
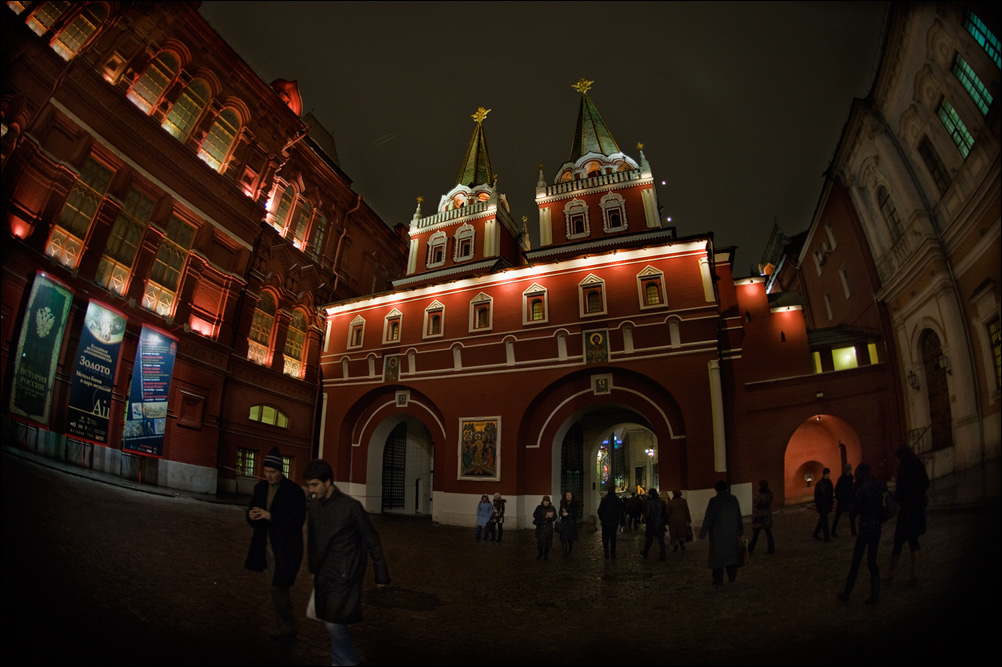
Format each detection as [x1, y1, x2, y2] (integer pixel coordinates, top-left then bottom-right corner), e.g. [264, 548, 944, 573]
[383, 354, 400, 382]
[458, 416, 500, 481]
[592, 373, 612, 395]
[584, 329, 609, 363]
[395, 390, 409, 407]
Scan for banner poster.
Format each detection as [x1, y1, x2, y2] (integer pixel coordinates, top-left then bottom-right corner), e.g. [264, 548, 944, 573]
[66, 300, 127, 445]
[122, 324, 178, 457]
[8, 272, 74, 425]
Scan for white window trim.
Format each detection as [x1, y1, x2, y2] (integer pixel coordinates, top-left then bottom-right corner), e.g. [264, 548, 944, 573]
[636, 266, 666, 310]
[426, 231, 447, 269]
[453, 223, 476, 263]
[522, 283, 548, 325]
[600, 192, 628, 232]
[469, 292, 493, 332]
[579, 274, 607, 317]
[383, 308, 402, 344]
[563, 198, 590, 240]
[423, 300, 445, 339]
[347, 315, 366, 349]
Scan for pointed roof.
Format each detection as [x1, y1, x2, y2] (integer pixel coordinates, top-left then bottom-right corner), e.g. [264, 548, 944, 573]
[568, 79, 620, 160]
[456, 107, 495, 188]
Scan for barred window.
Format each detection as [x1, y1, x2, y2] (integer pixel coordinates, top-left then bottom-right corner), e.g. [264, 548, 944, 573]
[50, 3, 106, 60]
[198, 109, 239, 172]
[128, 52, 179, 114]
[937, 99, 975, 158]
[162, 80, 209, 142]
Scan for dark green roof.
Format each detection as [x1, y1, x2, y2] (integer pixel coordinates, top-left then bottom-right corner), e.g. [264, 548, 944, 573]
[456, 119, 494, 188]
[568, 94, 620, 160]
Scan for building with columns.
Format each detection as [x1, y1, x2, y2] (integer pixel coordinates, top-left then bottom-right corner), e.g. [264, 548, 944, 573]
[1, 2, 406, 493]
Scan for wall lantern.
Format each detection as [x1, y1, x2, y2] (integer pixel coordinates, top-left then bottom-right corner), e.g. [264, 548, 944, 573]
[938, 355, 952, 374]
[907, 370, 920, 391]
[816, 391, 824, 400]
[804, 473, 814, 487]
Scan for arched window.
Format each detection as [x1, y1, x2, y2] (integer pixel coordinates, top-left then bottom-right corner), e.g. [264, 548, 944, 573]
[426, 231, 447, 268]
[145, 215, 196, 317]
[25, 1, 69, 36]
[454, 224, 475, 262]
[269, 185, 295, 234]
[162, 80, 209, 142]
[247, 292, 276, 365]
[289, 199, 312, 249]
[249, 404, 289, 429]
[522, 284, 548, 325]
[309, 212, 329, 261]
[96, 188, 156, 295]
[283, 310, 307, 378]
[198, 108, 239, 172]
[45, 156, 114, 268]
[127, 52, 179, 114]
[50, 3, 106, 60]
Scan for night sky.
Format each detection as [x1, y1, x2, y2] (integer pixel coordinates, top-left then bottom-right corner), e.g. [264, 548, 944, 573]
[199, 1, 888, 274]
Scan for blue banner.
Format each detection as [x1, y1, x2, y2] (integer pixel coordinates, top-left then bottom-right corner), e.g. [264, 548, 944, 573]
[122, 325, 178, 457]
[67, 300, 127, 445]
[9, 272, 74, 425]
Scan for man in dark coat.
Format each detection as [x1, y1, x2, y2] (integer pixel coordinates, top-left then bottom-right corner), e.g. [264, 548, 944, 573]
[641, 488, 668, 561]
[832, 463, 856, 538]
[245, 446, 306, 643]
[812, 467, 834, 542]
[699, 480, 744, 585]
[885, 445, 930, 586]
[837, 462, 884, 604]
[597, 488, 624, 559]
[304, 459, 390, 667]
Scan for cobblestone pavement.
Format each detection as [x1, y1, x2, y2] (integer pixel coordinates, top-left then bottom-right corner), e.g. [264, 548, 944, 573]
[2, 449, 999, 666]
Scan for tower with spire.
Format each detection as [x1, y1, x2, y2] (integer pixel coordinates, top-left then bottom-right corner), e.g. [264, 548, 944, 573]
[530, 79, 665, 261]
[395, 107, 526, 289]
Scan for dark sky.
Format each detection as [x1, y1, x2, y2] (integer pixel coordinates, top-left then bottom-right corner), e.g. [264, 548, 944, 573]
[199, 1, 888, 274]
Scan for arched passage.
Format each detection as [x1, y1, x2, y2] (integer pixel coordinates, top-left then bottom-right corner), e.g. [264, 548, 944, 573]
[783, 414, 862, 505]
[364, 414, 434, 515]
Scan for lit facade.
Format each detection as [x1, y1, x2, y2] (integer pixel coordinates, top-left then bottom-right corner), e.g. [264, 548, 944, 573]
[2, 2, 406, 493]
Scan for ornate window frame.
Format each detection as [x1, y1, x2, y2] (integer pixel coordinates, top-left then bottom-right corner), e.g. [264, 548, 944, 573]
[563, 198, 590, 240]
[453, 223, 476, 262]
[600, 192, 627, 232]
[426, 231, 447, 268]
[424, 301, 445, 339]
[469, 292, 493, 332]
[348, 315, 366, 349]
[579, 274, 607, 317]
[383, 308, 402, 344]
[522, 283, 548, 325]
[636, 266, 666, 309]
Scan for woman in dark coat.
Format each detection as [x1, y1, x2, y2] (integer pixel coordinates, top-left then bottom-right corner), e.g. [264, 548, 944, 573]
[533, 495, 558, 560]
[699, 480, 744, 585]
[641, 488, 668, 560]
[558, 490, 581, 557]
[885, 445, 929, 585]
[748, 479, 774, 555]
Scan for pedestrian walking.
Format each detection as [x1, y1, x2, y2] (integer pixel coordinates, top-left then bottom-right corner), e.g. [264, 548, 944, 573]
[641, 488, 668, 560]
[748, 479, 775, 555]
[699, 480, 744, 585]
[837, 462, 884, 604]
[667, 490, 692, 553]
[304, 459, 390, 667]
[832, 463, 856, 538]
[597, 488, 624, 559]
[533, 495, 558, 560]
[885, 445, 930, 586]
[244, 446, 306, 645]
[812, 468, 834, 542]
[485, 492, 506, 542]
[475, 494, 492, 541]
[558, 490, 581, 557]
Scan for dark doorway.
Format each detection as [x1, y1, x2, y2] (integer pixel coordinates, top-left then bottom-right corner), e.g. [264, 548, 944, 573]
[560, 423, 584, 500]
[382, 422, 406, 511]
[921, 329, 953, 451]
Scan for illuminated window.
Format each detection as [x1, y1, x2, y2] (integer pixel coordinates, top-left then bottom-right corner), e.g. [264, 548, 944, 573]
[50, 3, 106, 60]
[268, 185, 295, 234]
[637, 268, 666, 308]
[283, 310, 307, 378]
[454, 224, 475, 262]
[198, 109, 239, 172]
[868, 343, 880, 365]
[564, 199, 590, 239]
[522, 284, 548, 325]
[247, 292, 276, 365]
[7, 2, 29, 16]
[877, 186, 903, 239]
[289, 199, 312, 249]
[918, 137, 951, 194]
[832, 346, 859, 371]
[470, 293, 492, 331]
[965, 9, 1001, 69]
[600, 192, 627, 232]
[308, 212, 329, 261]
[953, 55, 993, 116]
[46, 157, 114, 268]
[96, 188, 155, 295]
[236, 448, 256, 476]
[348, 316, 365, 348]
[127, 52, 179, 114]
[579, 275, 607, 316]
[144, 215, 195, 317]
[937, 99, 975, 158]
[426, 231, 447, 268]
[25, 1, 68, 36]
[162, 80, 209, 142]
[383, 310, 402, 343]
[424, 301, 444, 338]
[811, 351, 823, 374]
[248, 404, 289, 429]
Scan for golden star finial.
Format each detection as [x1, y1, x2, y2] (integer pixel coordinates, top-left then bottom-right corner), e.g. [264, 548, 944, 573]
[637, 142, 644, 150]
[572, 78, 593, 94]
[416, 196, 423, 203]
[522, 216, 528, 223]
[471, 107, 491, 124]
[537, 162, 544, 170]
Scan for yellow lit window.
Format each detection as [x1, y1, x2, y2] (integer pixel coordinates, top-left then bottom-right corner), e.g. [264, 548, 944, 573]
[144, 215, 195, 317]
[50, 4, 106, 60]
[198, 109, 239, 172]
[162, 80, 209, 142]
[96, 188, 155, 295]
[832, 346, 858, 371]
[46, 157, 114, 268]
[248, 292, 276, 365]
[283, 310, 307, 378]
[127, 52, 178, 114]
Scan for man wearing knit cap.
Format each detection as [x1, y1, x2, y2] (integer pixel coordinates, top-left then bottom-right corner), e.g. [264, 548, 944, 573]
[245, 446, 306, 645]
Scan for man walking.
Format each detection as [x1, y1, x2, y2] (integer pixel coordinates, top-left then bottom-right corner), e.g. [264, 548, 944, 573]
[304, 459, 390, 666]
[597, 487, 624, 559]
[812, 467, 834, 542]
[832, 464, 856, 538]
[245, 447, 306, 645]
[699, 480, 744, 585]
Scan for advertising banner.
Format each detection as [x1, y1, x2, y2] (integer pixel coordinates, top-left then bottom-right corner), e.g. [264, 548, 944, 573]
[122, 324, 178, 457]
[67, 300, 127, 444]
[9, 272, 74, 425]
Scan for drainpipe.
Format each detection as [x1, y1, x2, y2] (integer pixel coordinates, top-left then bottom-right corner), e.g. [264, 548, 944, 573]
[331, 194, 363, 295]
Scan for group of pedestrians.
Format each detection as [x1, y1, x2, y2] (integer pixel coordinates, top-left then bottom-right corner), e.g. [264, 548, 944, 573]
[475, 492, 506, 541]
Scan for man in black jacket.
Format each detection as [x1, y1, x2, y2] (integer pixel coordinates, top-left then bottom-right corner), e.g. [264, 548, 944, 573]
[812, 468, 834, 542]
[245, 447, 306, 644]
[305, 458, 390, 666]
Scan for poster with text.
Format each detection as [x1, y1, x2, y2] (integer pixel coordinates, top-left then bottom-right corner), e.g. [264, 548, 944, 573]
[67, 300, 127, 444]
[9, 272, 74, 425]
[122, 324, 178, 457]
